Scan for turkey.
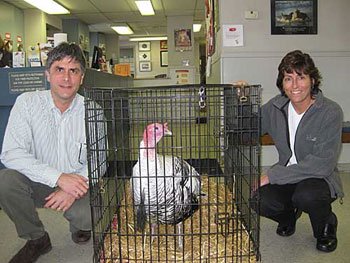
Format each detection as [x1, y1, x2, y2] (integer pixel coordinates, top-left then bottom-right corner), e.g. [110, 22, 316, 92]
[132, 122, 201, 250]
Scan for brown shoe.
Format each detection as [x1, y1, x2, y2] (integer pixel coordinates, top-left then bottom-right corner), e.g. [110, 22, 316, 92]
[10, 232, 52, 263]
[71, 230, 91, 244]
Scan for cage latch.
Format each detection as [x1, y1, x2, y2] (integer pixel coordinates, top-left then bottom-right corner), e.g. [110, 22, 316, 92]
[236, 86, 249, 103]
[198, 86, 206, 109]
[215, 212, 231, 237]
[98, 178, 106, 194]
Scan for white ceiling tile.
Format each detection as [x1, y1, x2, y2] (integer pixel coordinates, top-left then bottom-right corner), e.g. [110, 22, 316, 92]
[2, 0, 205, 37]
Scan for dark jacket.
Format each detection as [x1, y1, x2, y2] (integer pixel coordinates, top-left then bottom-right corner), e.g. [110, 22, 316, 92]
[262, 92, 344, 198]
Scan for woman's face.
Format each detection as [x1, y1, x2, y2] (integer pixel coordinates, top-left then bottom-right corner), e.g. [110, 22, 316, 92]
[282, 70, 314, 113]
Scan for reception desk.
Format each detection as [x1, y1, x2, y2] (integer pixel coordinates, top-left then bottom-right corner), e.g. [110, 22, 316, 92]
[0, 67, 132, 169]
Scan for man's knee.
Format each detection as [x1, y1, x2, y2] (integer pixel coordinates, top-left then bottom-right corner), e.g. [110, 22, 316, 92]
[64, 193, 91, 230]
[0, 169, 27, 195]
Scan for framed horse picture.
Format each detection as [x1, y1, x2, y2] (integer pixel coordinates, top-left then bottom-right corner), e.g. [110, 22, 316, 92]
[271, 0, 317, 35]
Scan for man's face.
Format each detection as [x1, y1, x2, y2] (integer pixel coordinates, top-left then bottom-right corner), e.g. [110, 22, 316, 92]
[46, 57, 84, 107]
[283, 70, 314, 112]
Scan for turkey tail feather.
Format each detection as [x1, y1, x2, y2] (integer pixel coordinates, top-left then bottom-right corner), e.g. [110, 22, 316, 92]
[136, 191, 146, 232]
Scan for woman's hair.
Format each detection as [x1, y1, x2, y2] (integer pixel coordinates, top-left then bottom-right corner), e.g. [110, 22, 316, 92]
[276, 50, 322, 97]
[46, 42, 86, 73]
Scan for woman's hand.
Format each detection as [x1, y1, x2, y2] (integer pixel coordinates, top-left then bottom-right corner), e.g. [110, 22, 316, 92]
[260, 174, 270, 187]
[233, 80, 249, 86]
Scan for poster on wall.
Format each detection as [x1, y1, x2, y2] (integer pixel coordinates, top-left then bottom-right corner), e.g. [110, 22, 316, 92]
[139, 51, 151, 61]
[160, 51, 168, 67]
[160, 40, 168, 50]
[139, 61, 151, 72]
[174, 29, 192, 51]
[222, 25, 244, 47]
[138, 41, 151, 51]
[271, 0, 317, 35]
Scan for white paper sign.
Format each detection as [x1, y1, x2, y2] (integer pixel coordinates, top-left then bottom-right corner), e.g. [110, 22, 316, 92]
[223, 25, 244, 47]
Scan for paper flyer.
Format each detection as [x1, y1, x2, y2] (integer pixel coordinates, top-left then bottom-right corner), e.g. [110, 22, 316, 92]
[222, 24, 244, 47]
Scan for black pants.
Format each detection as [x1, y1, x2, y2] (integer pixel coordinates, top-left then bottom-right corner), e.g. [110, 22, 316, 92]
[256, 178, 336, 238]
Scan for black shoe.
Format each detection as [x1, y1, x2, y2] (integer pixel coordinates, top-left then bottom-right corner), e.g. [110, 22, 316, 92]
[276, 223, 296, 236]
[316, 215, 338, 252]
[276, 208, 302, 237]
[9, 232, 52, 263]
[71, 230, 91, 244]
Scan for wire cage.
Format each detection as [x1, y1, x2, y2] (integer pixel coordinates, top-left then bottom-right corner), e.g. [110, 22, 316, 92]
[85, 84, 262, 263]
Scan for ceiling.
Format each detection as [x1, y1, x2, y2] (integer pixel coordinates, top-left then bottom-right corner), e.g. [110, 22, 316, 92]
[3, 0, 205, 38]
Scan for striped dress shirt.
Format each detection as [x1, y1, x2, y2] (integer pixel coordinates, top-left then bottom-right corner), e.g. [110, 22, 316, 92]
[1, 90, 88, 187]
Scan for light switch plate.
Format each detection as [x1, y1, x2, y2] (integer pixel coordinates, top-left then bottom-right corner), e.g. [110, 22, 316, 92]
[245, 10, 259, 20]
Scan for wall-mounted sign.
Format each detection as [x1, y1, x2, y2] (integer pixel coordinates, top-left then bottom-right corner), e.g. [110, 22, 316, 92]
[222, 24, 244, 47]
[8, 71, 47, 94]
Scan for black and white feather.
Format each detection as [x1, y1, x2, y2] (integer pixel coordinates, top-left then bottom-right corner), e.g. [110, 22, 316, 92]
[131, 123, 201, 246]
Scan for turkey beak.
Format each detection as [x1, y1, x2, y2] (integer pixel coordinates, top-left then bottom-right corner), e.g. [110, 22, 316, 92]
[164, 128, 172, 136]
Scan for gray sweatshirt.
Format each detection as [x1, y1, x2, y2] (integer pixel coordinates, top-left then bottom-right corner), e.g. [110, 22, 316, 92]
[262, 92, 344, 198]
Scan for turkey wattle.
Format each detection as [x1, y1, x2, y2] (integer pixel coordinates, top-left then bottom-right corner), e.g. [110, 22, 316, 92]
[132, 123, 201, 249]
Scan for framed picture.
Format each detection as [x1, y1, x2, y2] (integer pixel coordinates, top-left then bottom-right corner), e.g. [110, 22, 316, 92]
[138, 41, 151, 51]
[139, 51, 151, 61]
[160, 51, 168, 67]
[160, 40, 168, 50]
[271, 0, 317, 35]
[139, 61, 151, 72]
[174, 29, 192, 51]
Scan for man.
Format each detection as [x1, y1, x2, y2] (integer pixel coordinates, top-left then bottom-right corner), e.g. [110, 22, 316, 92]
[258, 50, 343, 252]
[0, 42, 92, 263]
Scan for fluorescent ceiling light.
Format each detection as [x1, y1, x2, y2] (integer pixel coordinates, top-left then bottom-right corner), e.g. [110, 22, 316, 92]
[23, 0, 70, 14]
[129, 36, 167, 42]
[193, 24, 202, 32]
[135, 0, 155, 16]
[111, 25, 134, 35]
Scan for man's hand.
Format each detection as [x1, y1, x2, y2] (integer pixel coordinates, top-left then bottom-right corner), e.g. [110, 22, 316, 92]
[44, 189, 76, 212]
[57, 173, 89, 199]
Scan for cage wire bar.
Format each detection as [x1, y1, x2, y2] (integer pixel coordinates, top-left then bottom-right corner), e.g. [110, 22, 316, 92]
[85, 84, 262, 263]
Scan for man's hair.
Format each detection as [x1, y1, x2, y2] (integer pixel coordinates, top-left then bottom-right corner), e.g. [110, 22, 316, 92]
[46, 42, 86, 73]
[276, 50, 322, 97]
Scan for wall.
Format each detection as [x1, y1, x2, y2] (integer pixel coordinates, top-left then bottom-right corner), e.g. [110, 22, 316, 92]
[105, 34, 119, 63]
[135, 40, 168, 79]
[167, 16, 195, 68]
[24, 9, 46, 49]
[0, 2, 24, 51]
[219, 0, 349, 53]
[62, 19, 90, 53]
[46, 14, 62, 32]
[215, 0, 350, 165]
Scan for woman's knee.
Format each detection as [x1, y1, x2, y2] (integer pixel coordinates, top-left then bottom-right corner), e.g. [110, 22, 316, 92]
[292, 179, 331, 211]
[292, 190, 330, 211]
